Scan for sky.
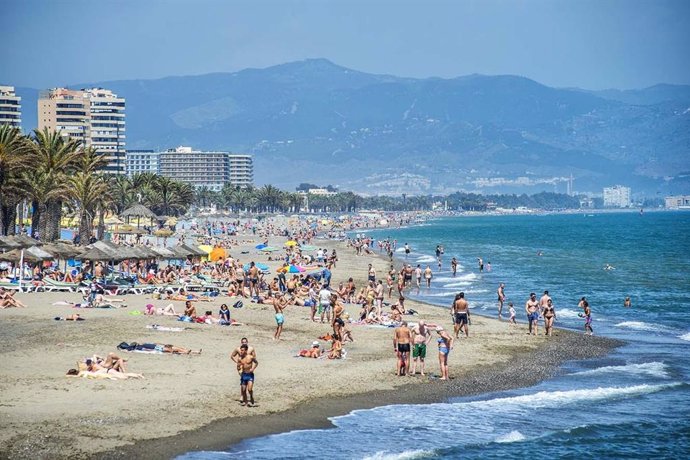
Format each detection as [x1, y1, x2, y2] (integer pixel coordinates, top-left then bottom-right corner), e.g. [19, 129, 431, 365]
[2, 0, 689, 90]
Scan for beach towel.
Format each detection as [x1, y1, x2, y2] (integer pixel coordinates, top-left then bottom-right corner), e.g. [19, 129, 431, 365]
[146, 325, 185, 332]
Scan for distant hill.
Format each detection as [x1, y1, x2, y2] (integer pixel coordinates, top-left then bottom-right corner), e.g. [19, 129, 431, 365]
[14, 59, 690, 195]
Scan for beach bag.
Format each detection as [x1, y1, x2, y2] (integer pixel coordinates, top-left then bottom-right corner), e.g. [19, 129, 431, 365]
[233, 301, 243, 309]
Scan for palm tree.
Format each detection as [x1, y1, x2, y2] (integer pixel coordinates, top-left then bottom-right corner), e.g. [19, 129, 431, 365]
[67, 148, 109, 244]
[0, 126, 31, 235]
[256, 185, 282, 212]
[30, 129, 81, 241]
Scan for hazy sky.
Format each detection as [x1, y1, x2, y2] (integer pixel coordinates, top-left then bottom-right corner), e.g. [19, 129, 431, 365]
[2, 0, 689, 90]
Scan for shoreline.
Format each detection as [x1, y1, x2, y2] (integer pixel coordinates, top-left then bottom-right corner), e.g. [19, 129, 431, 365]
[104, 329, 621, 460]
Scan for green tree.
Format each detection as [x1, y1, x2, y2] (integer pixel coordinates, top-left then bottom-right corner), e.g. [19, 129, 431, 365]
[0, 126, 31, 235]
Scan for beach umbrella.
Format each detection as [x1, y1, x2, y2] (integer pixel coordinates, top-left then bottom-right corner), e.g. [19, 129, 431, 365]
[41, 242, 82, 259]
[198, 244, 213, 255]
[154, 228, 174, 237]
[150, 246, 176, 259]
[243, 262, 269, 271]
[284, 240, 298, 247]
[300, 245, 317, 251]
[209, 247, 227, 262]
[255, 243, 267, 249]
[120, 204, 158, 229]
[76, 247, 113, 261]
[260, 246, 279, 252]
[104, 216, 124, 226]
[287, 264, 305, 273]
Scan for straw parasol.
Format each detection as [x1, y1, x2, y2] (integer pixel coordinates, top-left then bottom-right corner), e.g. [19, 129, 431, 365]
[76, 247, 114, 261]
[150, 246, 176, 259]
[41, 242, 82, 259]
[119, 204, 158, 229]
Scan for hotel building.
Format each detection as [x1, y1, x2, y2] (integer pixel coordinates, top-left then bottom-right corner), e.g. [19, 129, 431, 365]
[603, 185, 631, 208]
[38, 87, 126, 173]
[665, 195, 690, 209]
[0, 86, 21, 128]
[130, 146, 253, 191]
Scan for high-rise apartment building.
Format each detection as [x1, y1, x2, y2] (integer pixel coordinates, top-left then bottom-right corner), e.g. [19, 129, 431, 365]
[126, 150, 159, 176]
[38, 87, 126, 173]
[603, 185, 631, 208]
[0, 86, 21, 128]
[155, 146, 253, 191]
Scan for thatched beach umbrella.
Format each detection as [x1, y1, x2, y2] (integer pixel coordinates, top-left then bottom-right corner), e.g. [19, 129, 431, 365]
[120, 204, 158, 229]
[150, 246, 176, 259]
[76, 247, 113, 262]
[42, 242, 82, 260]
[0, 235, 43, 289]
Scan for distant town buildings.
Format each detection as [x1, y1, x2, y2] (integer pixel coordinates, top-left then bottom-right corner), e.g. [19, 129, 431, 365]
[0, 86, 21, 128]
[128, 146, 252, 191]
[38, 87, 126, 173]
[665, 195, 690, 209]
[603, 185, 631, 208]
[300, 188, 338, 196]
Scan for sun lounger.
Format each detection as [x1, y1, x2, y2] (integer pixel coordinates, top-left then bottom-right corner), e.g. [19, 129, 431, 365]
[44, 278, 80, 293]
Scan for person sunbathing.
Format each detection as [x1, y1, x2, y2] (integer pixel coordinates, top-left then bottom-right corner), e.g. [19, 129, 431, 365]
[0, 288, 27, 308]
[327, 334, 343, 359]
[139, 343, 202, 354]
[145, 303, 178, 316]
[67, 368, 144, 380]
[183, 301, 197, 318]
[298, 341, 322, 358]
[54, 314, 85, 321]
[90, 353, 128, 373]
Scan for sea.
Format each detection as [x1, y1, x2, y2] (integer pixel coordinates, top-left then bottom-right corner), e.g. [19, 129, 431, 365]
[179, 211, 690, 459]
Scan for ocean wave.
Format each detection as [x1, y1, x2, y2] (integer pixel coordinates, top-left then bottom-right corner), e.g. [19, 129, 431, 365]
[494, 430, 526, 443]
[363, 449, 433, 460]
[461, 383, 680, 410]
[679, 332, 690, 342]
[556, 308, 582, 319]
[415, 256, 437, 264]
[614, 321, 675, 333]
[441, 282, 472, 288]
[573, 362, 669, 379]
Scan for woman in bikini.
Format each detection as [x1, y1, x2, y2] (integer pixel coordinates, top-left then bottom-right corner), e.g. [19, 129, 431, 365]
[543, 298, 556, 337]
[436, 326, 454, 380]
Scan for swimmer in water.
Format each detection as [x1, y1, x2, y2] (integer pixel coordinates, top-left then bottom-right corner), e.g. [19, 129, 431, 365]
[604, 264, 615, 271]
[624, 297, 631, 308]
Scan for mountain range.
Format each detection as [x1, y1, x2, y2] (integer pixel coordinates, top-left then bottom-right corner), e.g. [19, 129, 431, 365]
[14, 59, 690, 196]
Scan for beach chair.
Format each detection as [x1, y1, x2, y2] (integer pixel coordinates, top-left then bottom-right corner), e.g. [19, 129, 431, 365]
[0, 281, 31, 292]
[44, 278, 80, 293]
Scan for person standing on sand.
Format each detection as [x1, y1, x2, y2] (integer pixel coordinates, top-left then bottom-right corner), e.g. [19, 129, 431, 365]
[497, 283, 506, 319]
[539, 291, 551, 317]
[543, 298, 557, 336]
[368, 263, 376, 283]
[451, 257, 458, 276]
[424, 265, 433, 288]
[412, 320, 432, 376]
[436, 326, 454, 380]
[581, 300, 594, 335]
[525, 293, 539, 336]
[393, 321, 413, 376]
[451, 292, 470, 338]
[248, 262, 260, 299]
[318, 284, 332, 323]
[231, 338, 256, 364]
[237, 344, 258, 407]
[508, 302, 517, 326]
[270, 293, 288, 340]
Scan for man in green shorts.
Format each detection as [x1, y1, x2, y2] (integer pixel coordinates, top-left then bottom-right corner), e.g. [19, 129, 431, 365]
[411, 319, 432, 376]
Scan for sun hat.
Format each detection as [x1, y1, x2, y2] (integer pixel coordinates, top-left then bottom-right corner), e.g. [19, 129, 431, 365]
[312, 341, 320, 347]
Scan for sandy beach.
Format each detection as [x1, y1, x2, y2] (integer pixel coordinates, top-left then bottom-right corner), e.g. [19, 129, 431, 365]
[0, 236, 620, 459]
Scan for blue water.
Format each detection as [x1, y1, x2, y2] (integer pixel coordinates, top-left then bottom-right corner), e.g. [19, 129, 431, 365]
[179, 212, 690, 459]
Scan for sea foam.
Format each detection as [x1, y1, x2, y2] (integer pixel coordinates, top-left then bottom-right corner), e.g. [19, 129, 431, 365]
[495, 430, 526, 443]
[573, 362, 669, 379]
[679, 332, 690, 342]
[362, 449, 432, 460]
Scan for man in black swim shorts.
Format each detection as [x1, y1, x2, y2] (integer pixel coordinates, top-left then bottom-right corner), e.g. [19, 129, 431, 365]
[393, 321, 413, 376]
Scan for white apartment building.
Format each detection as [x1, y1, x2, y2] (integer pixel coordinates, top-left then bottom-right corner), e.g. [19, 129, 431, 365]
[665, 195, 690, 209]
[0, 86, 21, 128]
[603, 185, 631, 208]
[130, 146, 252, 191]
[38, 87, 126, 174]
[126, 150, 159, 176]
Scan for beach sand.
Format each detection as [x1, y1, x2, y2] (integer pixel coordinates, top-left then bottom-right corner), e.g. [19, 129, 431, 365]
[0, 237, 620, 459]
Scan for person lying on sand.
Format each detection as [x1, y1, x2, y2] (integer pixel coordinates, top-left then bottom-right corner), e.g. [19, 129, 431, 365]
[66, 368, 144, 380]
[145, 303, 178, 316]
[54, 314, 85, 321]
[118, 342, 202, 354]
[298, 341, 322, 358]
